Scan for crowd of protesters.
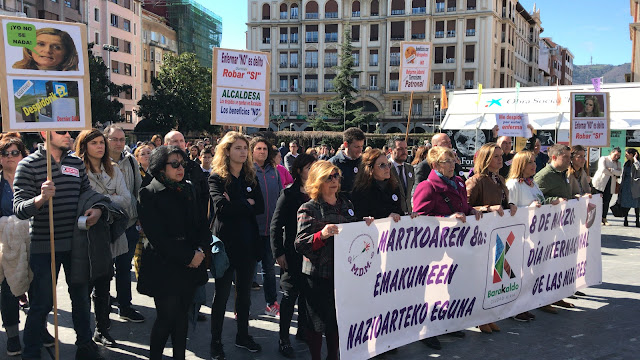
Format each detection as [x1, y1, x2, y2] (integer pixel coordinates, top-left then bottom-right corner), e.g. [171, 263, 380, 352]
[0, 124, 634, 360]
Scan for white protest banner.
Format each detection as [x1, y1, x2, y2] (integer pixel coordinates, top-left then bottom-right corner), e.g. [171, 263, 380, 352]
[495, 113, 532, 138]
[211, 48, 270, 128]
[398, 42, 431, 92]
[570, 92, 610, 147]
[0, 16, 91, 131]
[334, 197, 602, 359]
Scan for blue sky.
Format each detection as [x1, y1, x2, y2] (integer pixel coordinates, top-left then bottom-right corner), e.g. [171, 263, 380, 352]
[197, 0, 632, 66]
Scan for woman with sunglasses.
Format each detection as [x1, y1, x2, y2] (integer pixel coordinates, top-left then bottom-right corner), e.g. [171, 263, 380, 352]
[295, 160, 358, 360]
[74, 129, 131, 348]
[351, 148, 403, 222]
[0, 134, 31, 356]
[137, 145, 210, 360]
[209, 132, 264, 359]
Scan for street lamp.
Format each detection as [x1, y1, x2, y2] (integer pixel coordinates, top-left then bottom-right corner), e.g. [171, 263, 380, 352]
[342, 96, 347, 131]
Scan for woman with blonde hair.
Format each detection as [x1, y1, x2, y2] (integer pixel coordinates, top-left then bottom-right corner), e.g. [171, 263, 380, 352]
[12, 28, 79, 71]
[296, 160, 357, 360]
[466, 143, 517, 333]
[75, 129, 131, 347]
[209, 131, 264, 359]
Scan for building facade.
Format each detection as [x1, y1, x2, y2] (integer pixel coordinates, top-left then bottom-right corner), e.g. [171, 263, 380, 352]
[88, 0, 143, 129]
[143, 0, 222, 68]
[0, 0, 84, 21]
[630, 0, 640, 82]
[540, 37, 573, 86]
[141, 8, 178, 95]
[247, 0, 544, 133]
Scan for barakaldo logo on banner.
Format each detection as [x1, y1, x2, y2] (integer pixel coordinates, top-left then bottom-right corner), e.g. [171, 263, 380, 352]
[483, 225, 526, 309]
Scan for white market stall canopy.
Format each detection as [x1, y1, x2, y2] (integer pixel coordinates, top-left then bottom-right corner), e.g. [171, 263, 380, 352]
[441, 82, 640, 131]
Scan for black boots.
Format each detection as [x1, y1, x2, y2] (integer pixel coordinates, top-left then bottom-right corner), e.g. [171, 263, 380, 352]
[92, 295, 117, 347]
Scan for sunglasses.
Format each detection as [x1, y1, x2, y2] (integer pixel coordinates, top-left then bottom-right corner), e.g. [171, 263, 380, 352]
[54, 131, 79, 137]
[1, 150, 21, 157]
[325, 172, 341, 182]
[377, 162, 392, 170]
[167, 161, 187, 169]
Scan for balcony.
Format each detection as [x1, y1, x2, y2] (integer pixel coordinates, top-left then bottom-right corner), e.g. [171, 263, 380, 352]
[465, 80, 474, 89]
[392, 111, 402, 116]
[262, 38, 271, 44]
[290, 62, 298, 68]
[446, 58, 455, 63]
[389, 84, 399, 91]
[435, 3, 445, 12]
[412, 7, 426, 14]
[280, 37, 287, 44]
[447, 30, 455, 37]
[306, 13, 318, 19]
[435, 31, 444, 38]
[369, 85, 378, 90]
[325, 12, 338, 18]
[325, 33, 338, 42]
[291, 13, 298, 19]
[467, 5, 476, 10]
[413, 110, 423, 116]
[305, 86, 318, 92]
[466, 29, 476, 36]
[352, 11, 360, 17]
[290, 35, 298, 43]
[324, 85, 335, 92]
[325, 60, 338, 67]
[465, 58, 474, 63]
[280, 62, 288, 68]
[371, 11, 379, 16]
[447, 6, 456, 11]
[445, 83, 454, 89]
[432, 84, 442, 90]
[369, 61, 378, 66]
[280, 87, 288, 92]
[391, 9, 405, 15]
[390, 54, 400, 66]
[412, 33, 426, 39]
[280, 12, 287, 19]
[390, 35, 405, 41]
[305, 62, 318, 68]
[290, 111, 298, 116]
[305, 33, 318, 43]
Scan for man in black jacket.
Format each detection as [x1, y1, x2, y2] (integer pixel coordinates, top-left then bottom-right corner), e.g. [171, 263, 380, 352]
[414, 133, 466, 184]
[329, 127, 365, 195]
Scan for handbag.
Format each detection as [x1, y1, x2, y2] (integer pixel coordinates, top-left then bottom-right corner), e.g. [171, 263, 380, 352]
[610, 201, 629, 218]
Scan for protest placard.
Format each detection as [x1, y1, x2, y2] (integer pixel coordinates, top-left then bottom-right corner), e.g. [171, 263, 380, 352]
[398, 42, 431, 92]
[570, 92, 610, 147]
[211, 48, 270, 128]
[0, 16, 91, 131]
[495, 113, 532, 138]
[334, 197, 602, 359]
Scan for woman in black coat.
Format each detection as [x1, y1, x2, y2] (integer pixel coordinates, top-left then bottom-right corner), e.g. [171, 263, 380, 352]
[137, 145, 210, 360]
[209, 132, 264, 359]
[351, 148, 403, 222]
[270, 154, 316, 357]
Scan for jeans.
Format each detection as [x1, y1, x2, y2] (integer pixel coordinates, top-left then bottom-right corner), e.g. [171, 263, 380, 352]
[259, 235, 277, 305]
[115, 225, 139, 309]
[1, 279, 19, 336]
[150, 291, 194, 360]
[211, 257, 256, 342]
[597, 178, 613, 220]
[23, 251, 91, 358]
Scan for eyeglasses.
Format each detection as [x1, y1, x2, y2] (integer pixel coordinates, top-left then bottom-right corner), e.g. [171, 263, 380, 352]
[108, 137, 126, 143]
[377, 162, 392, 170]
[167, 161, 187, 169]
[438, 159, 455, 165]
[325, 172, 342, 182]
[1, 150, 21, 157]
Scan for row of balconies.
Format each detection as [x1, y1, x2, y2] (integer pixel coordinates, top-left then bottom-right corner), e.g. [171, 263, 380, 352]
[275, 81, 475, 93]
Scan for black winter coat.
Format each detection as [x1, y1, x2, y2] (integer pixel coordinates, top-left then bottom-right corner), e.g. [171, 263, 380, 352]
[209, 170, 264, 264]
[137, 179, 210, 297]
[270, 181, 309, 275]
[351, 181, 404, 220]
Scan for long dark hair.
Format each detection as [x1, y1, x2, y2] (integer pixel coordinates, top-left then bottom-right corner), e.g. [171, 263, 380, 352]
[353, 148, 398, 192]
[75, 129, 114, 177]
[626, 148, 638, 166]
[290, 153, 317, 183]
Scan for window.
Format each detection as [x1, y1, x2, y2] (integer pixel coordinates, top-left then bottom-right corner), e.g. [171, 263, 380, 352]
[390, 47, 400, 66]
[324, 74, 336, 92]
[352, 1, 360, 16]
[290, 27, 299, 43]
[390, 22, 404, 40]
[290, 76, 299, 91]
[111, 60, 119, 74]
[305, 25, 318, 43]
[433, 72, 443, 90]
[352, 25, 360, 42]
[94, 32, 99, 44]
[370, 24, 378, 41]
[325, 24, 338, 43]
[122, 88, 132, 100]
[111, 36, 118, 47]
[94, 8, 99, 22]
[447, 20, 455, 37]
[369, 74, 378, 90]
[435, 0, 444, 12]
[123, 40, 131, 54]
[125, 111, 132, 123]
[435, 46, 443, 63]
[465, 44, 475, 62]
[352, 51, 360, 66]
[280, 53, 288, 68]
[280, 3, 288, 19]
[290, 52, 298, 67]
[435, 21, 444, 38]
[392, 100, 402, 115]
[308, 100, 317, 114]
[371, 0, 379, 15]
[412, 100, 422, 116]
[143, 49, 147, 61]
[389, 73, 399, 91]
[262, 28, 271, 44]
[280, 100, 288, 114]
[280, 76, 288, 92]
[123, 19, 130, 32]
[269, 100, 275, 115]
[369, 49, 378, 66]
[305, 51, 318, 68]
[447, 0, 456, 11]
[464, 71, 474, 89]
[65, 0, 71, 8]
[150, 51, 154, 62]
[291, 5, 299, 18]
[263, 3, 271, 20]
[446, 46, 455, 63]
[467, 0, 476, 10]
[324, 50, 337, 67]
[280, 27, 288, 43]
[144, 70, 148, 83]
[466, 19, 476, 36]
[110, 14, 118, 27]
[124, 63, 131, 76]
[445, 72, 454, 89]
[351, 75, 359, 88]
[290, 100, 298, 114]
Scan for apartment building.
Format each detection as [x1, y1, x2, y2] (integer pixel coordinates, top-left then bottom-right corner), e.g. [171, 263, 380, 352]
[88, 0, 143, 129]
[0, 0, 84, 21]
[540, 37, 573, 86]
[629, 0, 640, 81]
[141, 8, 177, 95]
[247, 0, 544, 133]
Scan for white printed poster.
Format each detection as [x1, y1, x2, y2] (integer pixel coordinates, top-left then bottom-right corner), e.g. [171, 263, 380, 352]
[211, 48, 270, 128]
[495, 113, 532, 138]
[398, 42, 431, 92]
[334, 197, 602, 359]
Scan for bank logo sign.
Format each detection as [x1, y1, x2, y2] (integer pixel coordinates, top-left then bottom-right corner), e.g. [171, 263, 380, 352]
[483, 225, 525, 309]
